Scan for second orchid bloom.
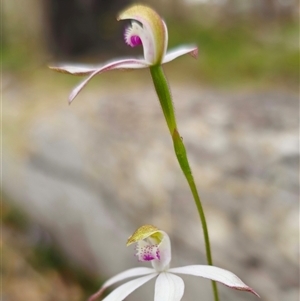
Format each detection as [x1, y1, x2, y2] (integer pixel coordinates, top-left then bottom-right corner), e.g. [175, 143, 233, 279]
[88, 225, 259, 301]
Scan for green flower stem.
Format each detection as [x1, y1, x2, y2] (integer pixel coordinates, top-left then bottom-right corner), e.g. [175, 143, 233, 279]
[149, 66, 177, 135]
[150, 65, 219, 301]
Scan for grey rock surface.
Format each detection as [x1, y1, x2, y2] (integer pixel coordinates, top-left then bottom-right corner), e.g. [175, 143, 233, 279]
[3, 71, 299, 301]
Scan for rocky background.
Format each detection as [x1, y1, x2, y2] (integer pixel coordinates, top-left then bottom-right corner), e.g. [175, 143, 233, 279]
[3, 1, 299, 301]
[3, 67, 299, 301]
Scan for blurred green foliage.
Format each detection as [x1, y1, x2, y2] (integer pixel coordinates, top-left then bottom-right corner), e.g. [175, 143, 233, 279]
[167, 18, 298, 89]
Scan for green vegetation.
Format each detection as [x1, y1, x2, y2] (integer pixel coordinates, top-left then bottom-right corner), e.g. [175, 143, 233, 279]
[168, 19, 299, 89]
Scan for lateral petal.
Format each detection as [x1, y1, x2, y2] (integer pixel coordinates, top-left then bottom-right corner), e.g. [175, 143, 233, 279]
[88, 267, 155, 301]
[49, 64, 100, 76]
[162, 45, 198, 64]
[66, 58, 150, 103]
[154, 272, 184, 301]
[93, 273, 157, 301]
[168, 265, 260, 297]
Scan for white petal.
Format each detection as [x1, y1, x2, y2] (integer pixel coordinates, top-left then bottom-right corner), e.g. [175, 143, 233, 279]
[101, 273, 158, 301]
[67, 58, 150, 103]
[162, 45, 198, 64]
[49, 64, 100, 76]
[162, 20, 169, 58]
[88, 267, 155, 301]
[168, 265, 259, 297]
[154, 272, 184, 301]
[151, 230, 171, 272]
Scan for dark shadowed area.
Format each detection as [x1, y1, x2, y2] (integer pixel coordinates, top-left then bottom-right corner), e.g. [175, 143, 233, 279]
[3, 0, 299, 301]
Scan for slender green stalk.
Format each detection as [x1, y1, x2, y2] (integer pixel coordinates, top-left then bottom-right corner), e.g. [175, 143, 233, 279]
[150, 65, 219, 301]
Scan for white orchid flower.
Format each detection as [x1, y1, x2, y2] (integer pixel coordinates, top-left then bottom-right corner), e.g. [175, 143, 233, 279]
[88, 225, 259, 301]
[49, 4, 197, 104]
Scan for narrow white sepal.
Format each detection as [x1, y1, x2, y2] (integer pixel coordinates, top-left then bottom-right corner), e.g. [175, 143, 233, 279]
[49, 64, 100, 76]
[154, 272, 184, 301]
[68, 58, 150, 103]
[162, 45, 198, 64]
[102, 273, 158, 301]
[88, 267, 155, 301]
[168, 265, 260, 297]
[102, 267, 155, 288]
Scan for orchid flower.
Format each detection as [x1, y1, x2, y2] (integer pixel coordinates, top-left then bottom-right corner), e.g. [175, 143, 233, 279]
[88, 225, 259, 301]
[50, 5, 227, 301]
[49, 4, 197, 104]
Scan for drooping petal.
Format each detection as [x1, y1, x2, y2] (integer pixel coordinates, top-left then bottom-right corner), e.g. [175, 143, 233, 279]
[168, 265, 260, 297]
[67, 58, 150, 103]
[97, 273, 158, 301]
[88, 267, 155, 301]
[162, 45, 198, 65]
[154, 272, 184, 301]
[118, 5, 168, 65]
[49, 64, 100, 76]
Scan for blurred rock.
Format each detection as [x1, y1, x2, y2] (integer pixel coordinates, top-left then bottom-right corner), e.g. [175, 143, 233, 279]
[3, 71, 299, 301]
